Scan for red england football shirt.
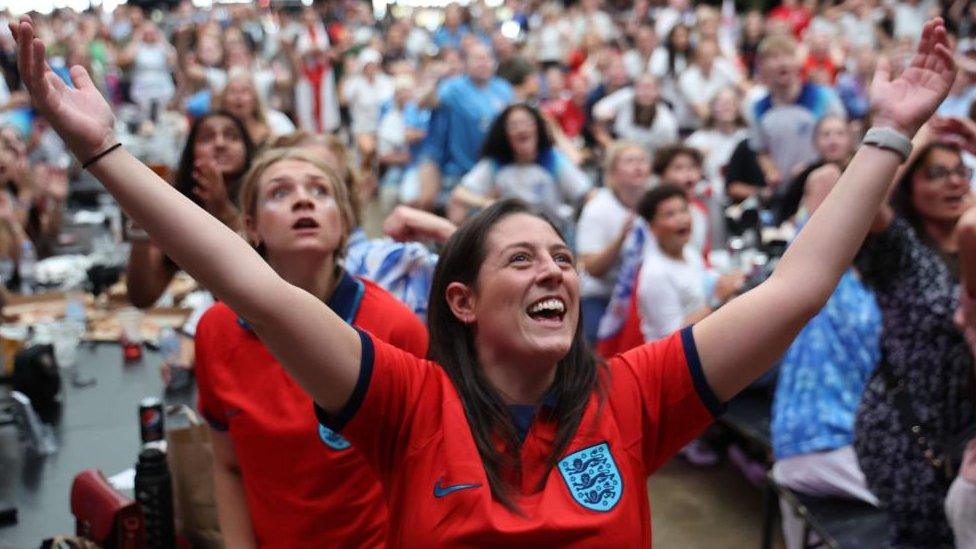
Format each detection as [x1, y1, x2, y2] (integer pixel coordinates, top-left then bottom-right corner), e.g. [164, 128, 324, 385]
[317, 326, 723, 547]
[196, 272, 428, 547]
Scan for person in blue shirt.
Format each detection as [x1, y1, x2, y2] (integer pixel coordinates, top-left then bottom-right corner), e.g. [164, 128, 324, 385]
[415, 41, 513, 213]
[432, 4, 471, 50]
[770, 164, 881, 549]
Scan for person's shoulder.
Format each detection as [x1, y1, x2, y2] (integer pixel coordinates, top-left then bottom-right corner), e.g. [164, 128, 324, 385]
[438, 75, 465, 97]
[358, 277, 425, 329]
[685, 129, 708, 145]
[798, 81, 836, 108]
[656, 102, 677, 121]
[582, 187, 615, 210]
[638, 250, 672, 278]
[606, 327, 690, 375]
[360, 277, 415, 313]
[489, 76, 514, 95]
[753, 92, 774, 119]
[198, 301, 237, 330]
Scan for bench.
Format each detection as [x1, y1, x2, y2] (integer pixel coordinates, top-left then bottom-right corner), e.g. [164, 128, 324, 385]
[715, 392, 891, 549]
[768, 473, 890, 549]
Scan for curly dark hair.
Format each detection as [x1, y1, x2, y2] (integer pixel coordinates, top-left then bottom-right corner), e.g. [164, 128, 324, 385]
[479, 104, 555, 166]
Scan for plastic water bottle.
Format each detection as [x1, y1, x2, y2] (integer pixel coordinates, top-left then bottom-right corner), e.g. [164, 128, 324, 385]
[64, 292, 88, 336]
[135, 447, 175, 549]
[17, 241, 36, 295]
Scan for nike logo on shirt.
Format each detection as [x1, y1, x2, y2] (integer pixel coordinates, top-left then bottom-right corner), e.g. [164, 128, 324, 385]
[433, 477, 482, 498]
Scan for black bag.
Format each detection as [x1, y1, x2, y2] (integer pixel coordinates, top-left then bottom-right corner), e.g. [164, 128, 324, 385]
[12, 344, 62, 424]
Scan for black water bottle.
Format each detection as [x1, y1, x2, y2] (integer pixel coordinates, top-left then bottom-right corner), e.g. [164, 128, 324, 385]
[135, 448, 175, 548]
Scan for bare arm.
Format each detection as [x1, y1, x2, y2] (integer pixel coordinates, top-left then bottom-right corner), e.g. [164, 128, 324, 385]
[12, 17, 361, 415]
[383, 204, 457, 244]
[449, 185, 493, 212]
[211, 431, 258, 549]
[125, 240, 176, 308]
[869, 123, 937, 233]
[694, 18, 957, 401]
[414, 161, 441, 212]
[580, 217, 634, 278]
[756, 153, 782, 188]
[958, 207, 976, 297]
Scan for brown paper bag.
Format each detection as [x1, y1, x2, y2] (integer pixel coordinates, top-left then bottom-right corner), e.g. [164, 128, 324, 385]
[166, 405, 224, 549]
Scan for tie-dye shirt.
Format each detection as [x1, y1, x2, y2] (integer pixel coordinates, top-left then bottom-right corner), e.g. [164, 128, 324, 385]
[771, 269, 881, 459]
[343, 228, 438, 322]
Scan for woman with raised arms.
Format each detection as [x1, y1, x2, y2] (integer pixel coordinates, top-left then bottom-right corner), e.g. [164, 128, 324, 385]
[10, 16, 957, 547]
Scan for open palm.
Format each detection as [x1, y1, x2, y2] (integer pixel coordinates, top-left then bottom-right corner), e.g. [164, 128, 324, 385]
[11, 17, 116, 159]
[869, 18, 956, 137]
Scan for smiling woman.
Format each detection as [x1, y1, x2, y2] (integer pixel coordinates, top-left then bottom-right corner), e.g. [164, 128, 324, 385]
[9, 14, 960, 546]
[853, 138, 976, 546]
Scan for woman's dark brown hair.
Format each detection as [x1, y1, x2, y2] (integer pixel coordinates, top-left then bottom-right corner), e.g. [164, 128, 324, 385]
[174, 111, 256, 209]
[890, 141, 963, 239]
[426, 198, 602, 510]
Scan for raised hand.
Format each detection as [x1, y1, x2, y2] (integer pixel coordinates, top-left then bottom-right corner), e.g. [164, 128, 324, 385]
[870, 18, 956, 137]
[11, 17, 116, 160]
[192, 160, 229, 211]
[929, 116, 976, 155]
[382, 205, 457, 244]
[192, 159, 240, 229]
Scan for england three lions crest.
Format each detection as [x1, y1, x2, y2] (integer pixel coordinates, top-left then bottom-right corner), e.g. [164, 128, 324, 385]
[558, 442, 622, 512]
[318, 425, 352, 451]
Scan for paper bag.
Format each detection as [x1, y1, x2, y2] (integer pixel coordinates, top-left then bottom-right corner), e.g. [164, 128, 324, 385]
[165, 405, 224, 549]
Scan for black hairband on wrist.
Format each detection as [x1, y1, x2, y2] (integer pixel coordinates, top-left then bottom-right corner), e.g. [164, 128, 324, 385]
[81, 143, 122, 170]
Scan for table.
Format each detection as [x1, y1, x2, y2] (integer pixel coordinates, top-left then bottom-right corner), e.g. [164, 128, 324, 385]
[0, 343, 192, 547]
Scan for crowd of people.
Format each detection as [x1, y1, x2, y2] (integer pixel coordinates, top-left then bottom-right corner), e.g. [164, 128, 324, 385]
[2, 0, 976, 547]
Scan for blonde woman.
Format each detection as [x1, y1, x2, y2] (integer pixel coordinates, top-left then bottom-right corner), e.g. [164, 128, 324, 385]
[576, 141, 651, 341]
[213, 70, 295, 147]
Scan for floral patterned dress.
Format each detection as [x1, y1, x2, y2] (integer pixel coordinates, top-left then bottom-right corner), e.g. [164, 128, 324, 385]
[854, 217, 975, 548]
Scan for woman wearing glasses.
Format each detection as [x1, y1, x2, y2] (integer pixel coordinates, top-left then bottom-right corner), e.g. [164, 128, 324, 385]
[853, 127, 976, 547]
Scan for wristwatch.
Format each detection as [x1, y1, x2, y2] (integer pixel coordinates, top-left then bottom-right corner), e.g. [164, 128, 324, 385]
[862, 127, 913, 162]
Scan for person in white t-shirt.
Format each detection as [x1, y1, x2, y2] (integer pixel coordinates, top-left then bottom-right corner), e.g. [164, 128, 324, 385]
[622, 24, 658, 80]
[635, 184, 744, 341]
[214, 70, 295, 147]
[571, 0, 618, 43]
[651, 143, 714, 255]
[119, 22, 176, 118]
[686, 87, 750, 199]
[678, 39, 743, 130]
[593, 74, 679, 158]
[342, 48, 394, 176]
[577, 141, 651, 342]
[450, 104, 591, 233]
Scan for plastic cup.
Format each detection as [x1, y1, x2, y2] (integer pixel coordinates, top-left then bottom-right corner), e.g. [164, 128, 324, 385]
[116, 307, 144, 344]
[49, 321, 81, 369]
[0, 324, 28, 375]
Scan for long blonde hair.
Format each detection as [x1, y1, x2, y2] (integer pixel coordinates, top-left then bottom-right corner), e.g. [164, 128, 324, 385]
[214, 69, 269, 126]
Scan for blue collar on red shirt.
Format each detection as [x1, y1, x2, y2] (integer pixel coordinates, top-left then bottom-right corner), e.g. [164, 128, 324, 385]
[509, 390, 559, 443]
[237, 270, 366, 330]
